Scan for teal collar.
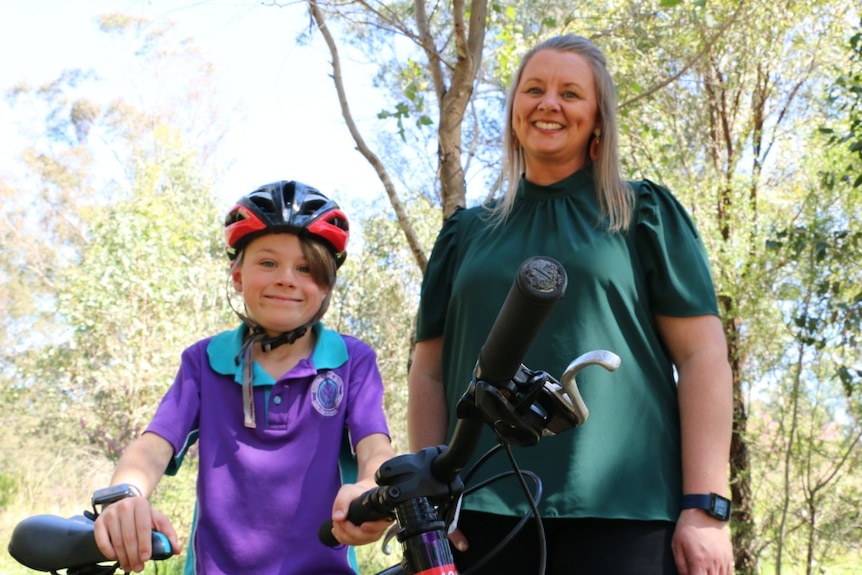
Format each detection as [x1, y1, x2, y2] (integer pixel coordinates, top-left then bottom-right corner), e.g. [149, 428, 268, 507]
[207, 323, 348, 386]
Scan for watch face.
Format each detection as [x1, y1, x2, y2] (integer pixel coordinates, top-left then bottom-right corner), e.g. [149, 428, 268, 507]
[711, 495, 731, 519]
[93, 483, 138, 506]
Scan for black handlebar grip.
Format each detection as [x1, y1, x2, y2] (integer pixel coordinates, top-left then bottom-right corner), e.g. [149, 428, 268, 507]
[318, 519, 339, 548]
[319, 486, 393, 548]
[476, 256, 567, 383]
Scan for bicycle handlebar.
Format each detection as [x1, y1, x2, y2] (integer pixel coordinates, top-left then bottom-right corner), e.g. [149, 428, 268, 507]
[474, 255, 568, 384]
[320, 256, 568, 548]
[8, 513, 172, 573]
[433, 256, 567, 483]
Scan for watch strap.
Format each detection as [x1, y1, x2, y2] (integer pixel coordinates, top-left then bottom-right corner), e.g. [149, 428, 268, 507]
[681, 493, 731, 521]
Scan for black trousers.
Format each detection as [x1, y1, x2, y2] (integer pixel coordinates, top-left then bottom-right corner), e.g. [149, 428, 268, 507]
[453, 510, 680, 575]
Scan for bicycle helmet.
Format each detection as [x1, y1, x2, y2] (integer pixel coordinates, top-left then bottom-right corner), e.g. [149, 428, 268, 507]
[224, 180, 349, 267]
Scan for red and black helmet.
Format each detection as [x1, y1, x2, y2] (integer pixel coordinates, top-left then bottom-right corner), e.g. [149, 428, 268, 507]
[224, 180, 349, 267]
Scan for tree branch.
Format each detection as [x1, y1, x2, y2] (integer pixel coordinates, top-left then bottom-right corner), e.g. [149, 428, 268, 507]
[308, 0, 427, 272]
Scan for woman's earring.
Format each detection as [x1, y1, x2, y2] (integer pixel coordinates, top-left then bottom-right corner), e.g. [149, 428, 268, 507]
[589, 129, 601, 162]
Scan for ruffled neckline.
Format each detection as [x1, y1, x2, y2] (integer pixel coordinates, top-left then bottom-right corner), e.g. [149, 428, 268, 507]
[519, 167, 595, 201]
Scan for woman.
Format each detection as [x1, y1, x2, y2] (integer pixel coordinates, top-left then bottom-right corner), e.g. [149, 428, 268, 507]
[408, 35, 734, 575]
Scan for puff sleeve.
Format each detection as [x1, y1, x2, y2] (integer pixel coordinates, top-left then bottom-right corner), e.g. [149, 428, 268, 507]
[415, 208, 466, 341]
[630, 180, 719, 317]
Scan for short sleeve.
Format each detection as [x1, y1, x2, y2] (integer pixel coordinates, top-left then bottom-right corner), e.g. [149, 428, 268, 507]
[415, 208, 465, 341]
[631, 180, 719, 317]
[146, 345, 204, 476]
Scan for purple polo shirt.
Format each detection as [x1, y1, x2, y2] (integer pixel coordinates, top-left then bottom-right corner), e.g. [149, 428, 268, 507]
[146, 323, 390, 575]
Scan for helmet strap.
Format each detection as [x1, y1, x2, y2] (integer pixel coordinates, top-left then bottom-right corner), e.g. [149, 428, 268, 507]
[226, 262, 335, 428]
[240, 332, 260, 428]
[259, 326, 308, 352]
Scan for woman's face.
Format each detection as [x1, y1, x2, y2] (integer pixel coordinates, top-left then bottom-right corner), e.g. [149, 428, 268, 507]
[512, 49, 600, 182]
[232, 233, 329, 336]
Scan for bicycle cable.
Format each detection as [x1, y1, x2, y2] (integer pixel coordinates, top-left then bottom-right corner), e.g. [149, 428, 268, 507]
[455, 441, 548, 575]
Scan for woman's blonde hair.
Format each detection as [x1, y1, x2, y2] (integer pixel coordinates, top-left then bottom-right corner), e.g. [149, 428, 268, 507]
[497, 34, 633, 232]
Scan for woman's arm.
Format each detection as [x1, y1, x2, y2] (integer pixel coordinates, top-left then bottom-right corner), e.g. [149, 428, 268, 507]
[656, 314, 734, 575]
[407, 337, 449, 451]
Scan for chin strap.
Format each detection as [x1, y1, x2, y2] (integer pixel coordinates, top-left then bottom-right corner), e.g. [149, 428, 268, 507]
[234, 285, 334, 428]
[259, 327, 308, 352]
[237, 322, 313, 429]
[240, 331, 262, 428]
[234, 291, 332, 429]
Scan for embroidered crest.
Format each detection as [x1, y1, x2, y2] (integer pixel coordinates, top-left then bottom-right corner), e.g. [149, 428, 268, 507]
[311, 371, 344, 416]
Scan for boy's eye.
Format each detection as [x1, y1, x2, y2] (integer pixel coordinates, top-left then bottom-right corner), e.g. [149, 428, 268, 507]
[260, 260, 276, 268]
[297, 265, 311, 273]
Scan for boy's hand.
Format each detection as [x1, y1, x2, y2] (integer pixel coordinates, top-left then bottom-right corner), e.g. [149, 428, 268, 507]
[330, 483, 392, 546]
[93, 497, 181, 573]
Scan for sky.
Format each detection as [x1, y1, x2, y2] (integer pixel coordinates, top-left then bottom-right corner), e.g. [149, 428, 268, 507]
[0, 0, 384, 210]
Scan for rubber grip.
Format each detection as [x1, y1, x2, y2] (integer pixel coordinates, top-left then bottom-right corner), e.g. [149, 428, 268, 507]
[318, 519, 339, 548]
[476, 256, 567, 383]
[152, 531, 173, 560]
[318, 487, 391, 548]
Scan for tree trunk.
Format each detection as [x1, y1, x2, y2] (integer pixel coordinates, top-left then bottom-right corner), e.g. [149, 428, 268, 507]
[722, 296, 758, 574]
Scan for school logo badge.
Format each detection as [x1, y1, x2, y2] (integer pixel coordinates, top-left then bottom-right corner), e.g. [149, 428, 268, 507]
[311, 371, 344, 416]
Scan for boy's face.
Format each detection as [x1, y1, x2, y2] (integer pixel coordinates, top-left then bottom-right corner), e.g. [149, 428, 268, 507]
[232, 233, 329, 336]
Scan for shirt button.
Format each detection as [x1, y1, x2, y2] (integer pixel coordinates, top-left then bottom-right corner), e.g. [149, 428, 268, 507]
[273, 396, 282, 405]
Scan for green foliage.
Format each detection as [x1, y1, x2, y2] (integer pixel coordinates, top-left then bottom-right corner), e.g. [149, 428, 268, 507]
[329, 194, 439, 455]
[747, 130, 862, 570]
[47, 133, 228, 461]
[0, 11, 233, 463]
[822, 18, 862, 188]
[0, 473, 17, 510]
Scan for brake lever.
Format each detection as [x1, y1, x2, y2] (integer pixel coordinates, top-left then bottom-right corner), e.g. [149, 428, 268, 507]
[542, 350, 621, 434]
[381, 521, 400, 555]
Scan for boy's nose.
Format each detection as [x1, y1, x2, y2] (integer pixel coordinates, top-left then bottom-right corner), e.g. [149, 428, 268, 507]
[276, 267, 297, 285]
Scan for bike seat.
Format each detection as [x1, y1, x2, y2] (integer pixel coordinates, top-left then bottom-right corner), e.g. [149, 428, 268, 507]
[8, 514, 110, 571]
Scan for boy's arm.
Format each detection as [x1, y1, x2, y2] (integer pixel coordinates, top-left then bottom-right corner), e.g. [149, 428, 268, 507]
[354, 432, 395, 489]
[108, 431, 175, 495]
[330, 433, 395, 546]
[93, 432, 181, 573]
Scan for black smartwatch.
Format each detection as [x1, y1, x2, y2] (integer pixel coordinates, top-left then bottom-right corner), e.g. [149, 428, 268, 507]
[92, 483, 141, 507]
[681, 493, 732, 521]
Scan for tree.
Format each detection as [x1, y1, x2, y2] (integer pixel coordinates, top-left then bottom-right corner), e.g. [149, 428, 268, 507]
[758, 175, 862, 572]
[824, 18, 862, 190]
[303, 0, 489, 273]
[1, 13, 232, 459]
[0, 15, 232, 572]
